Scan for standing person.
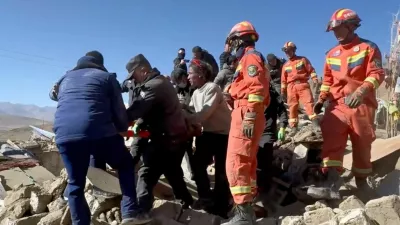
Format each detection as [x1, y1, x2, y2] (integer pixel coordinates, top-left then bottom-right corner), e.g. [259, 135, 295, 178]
[309, 9, 385, 200]
[173, 48, 188, 72]
[266, 53, 286, 96]
[219, 43, 232, 70]
[186, 59, 232, 218]
[49, 53, 150, 225]
[214, 55, 238, 91]
[171, 67, 196, 181]
[192, 46, 219, 80]
[281, 41, 320, 135]
[224, 21, 270, 225]
[124, 54, 194, 214]
[257, 83, 288, 193]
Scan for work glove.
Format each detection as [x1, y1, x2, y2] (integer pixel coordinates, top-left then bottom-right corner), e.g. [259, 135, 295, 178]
[345, 86, 368, 109]
[242, 112, 256, 138]
[277, 127, 286, 141]
[313, 101, 324, 115]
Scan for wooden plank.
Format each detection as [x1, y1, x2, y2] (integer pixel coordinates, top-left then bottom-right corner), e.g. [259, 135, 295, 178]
[343, 136, 400, 170]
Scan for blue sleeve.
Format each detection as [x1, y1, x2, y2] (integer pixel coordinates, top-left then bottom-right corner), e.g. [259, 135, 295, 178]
[108, 74, 129, 132]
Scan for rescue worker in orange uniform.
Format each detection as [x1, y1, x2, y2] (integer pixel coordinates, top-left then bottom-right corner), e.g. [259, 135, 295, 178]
[281, 42, 320, 134]
[224, 21, 270, 225]
[308, 9, 385, 200]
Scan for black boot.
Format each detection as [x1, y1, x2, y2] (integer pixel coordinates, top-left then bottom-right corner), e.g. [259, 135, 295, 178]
[225, 203, 256, 225]
[307, 168, 343, 200]
[355, 177, 378, 202]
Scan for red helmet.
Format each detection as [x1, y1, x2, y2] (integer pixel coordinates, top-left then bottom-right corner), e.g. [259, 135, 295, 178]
[326, 8, 361, 32]
[282, 41, 297, 52]
[226, 21, 259, 44]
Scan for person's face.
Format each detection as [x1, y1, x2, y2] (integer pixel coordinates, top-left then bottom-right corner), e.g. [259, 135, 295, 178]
[193, 52, 201, 59]
[132, 67, 147, 83]
[178, 50, 185, 58]
[332, 24, 350, 42]
[177, 76, 188, 88]
[268, 58, 277, 66]
[284, 49, 294, 58]
[229, 60, 239, 70]
[188, 67, 203, 88]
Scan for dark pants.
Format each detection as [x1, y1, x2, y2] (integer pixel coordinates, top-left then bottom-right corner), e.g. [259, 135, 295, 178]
[256, 142, 274, 192]
[57, 135, 139, 225]
[193, 132, 231, 214]
[135, 137, 193, 213]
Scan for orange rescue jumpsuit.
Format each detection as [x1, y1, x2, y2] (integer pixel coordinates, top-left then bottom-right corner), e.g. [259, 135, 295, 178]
[227, 47, 270, 204]
[319, 36, 384, 178]
[281, 56, 318, 127]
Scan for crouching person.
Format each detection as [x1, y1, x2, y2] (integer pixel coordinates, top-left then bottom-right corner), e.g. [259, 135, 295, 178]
[187, 59, 232, 218]
[125, 54, 194, 215]
[50, 53, 149, 225]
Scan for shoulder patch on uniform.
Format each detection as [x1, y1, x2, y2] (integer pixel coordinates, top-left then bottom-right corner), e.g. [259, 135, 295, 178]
[247, 65, 258, 77]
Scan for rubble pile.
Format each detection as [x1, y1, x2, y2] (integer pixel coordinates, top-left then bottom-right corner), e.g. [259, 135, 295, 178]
[277, 195, 400, 225]
[0, 168, 221, 225]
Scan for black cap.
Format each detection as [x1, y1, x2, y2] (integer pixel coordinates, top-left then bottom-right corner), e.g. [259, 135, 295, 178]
[85, 51, 104, 65]
[178, 48, 185, 52]
[192, 46, 202, 53]
[125, 54, 151, 80]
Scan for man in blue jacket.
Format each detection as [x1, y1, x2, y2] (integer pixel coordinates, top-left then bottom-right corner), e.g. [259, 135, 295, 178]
[49, 51, 151, 225]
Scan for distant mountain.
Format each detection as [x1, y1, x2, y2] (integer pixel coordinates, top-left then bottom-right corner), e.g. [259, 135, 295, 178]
[0, 102, 56, 122]
[0, 114, 50, 131]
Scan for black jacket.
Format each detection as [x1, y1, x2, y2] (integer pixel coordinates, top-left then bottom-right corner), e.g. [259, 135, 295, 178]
[267, 58, 286, 85]
[126, 68, 187, 138]
[261, 84, 288, 144]
[173, 57, 187, 72]
[200, 50, 219, 80]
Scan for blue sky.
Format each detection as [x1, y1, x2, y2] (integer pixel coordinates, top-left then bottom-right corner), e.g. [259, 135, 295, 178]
[0, 0, 398, 107]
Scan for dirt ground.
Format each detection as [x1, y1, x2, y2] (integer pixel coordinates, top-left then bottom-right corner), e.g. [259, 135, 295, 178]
[0, 124, 53, 141]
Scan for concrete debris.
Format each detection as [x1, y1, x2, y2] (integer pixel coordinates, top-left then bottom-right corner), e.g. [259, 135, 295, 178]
[37, 206, 66, 225]
[305, 200, 328, 212]
[280, 216, 305, 225]
[47, 197, 67, 212]
[339, 196, 365, 211]
[303, 207, 335, 225]
[2, 212, 48, 225]
[291, 124, 323, 143]
[365, 195, 400, 225]
[29, 188, 52, 214]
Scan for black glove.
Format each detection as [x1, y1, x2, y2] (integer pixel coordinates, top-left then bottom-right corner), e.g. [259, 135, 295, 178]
[313, 101, 324, 114]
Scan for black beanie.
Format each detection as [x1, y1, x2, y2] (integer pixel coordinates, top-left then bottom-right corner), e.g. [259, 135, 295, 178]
[85, 51, 104, 65]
